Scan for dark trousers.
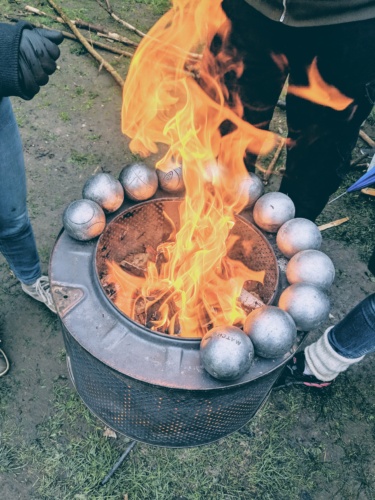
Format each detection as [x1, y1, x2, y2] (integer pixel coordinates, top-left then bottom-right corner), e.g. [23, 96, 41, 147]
[221, 0, 375, 221]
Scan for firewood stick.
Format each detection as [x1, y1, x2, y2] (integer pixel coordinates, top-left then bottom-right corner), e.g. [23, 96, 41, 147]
[351, 152, 370, 167]
[25, 5, 138, 47]
[96, 31, 138, 46]
[46, 0, 124, 87]
[359, 129, 375, 148]
[60, 30, 134, 57]
[96, 0, 147, 38]
[96, 0, 201, 60]
[263, 140, 285, 183]
[318, 217, 349, 231]
[6, 15, 134, 58]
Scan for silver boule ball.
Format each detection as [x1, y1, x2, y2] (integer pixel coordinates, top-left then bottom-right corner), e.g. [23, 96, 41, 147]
[243, 306, 297, 359]
[119, 163, 158, 201]
[278, 283, 330, 331]
[63, 199, 106, 241]
[253, 192, 296, 233]
[82, 173, 124, 213]
[239, 172, 265, 209]
[276, 218, 322, 258]
[286, 249, 335, 290]
[156, 164, 184, 193]
[200, 326, 254, 381]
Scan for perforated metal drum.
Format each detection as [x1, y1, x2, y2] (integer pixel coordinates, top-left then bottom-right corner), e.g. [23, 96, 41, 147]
[50, 196, 302, 447]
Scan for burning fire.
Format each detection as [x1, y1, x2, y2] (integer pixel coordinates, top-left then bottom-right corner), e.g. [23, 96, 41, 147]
[108, 0, 353, 338]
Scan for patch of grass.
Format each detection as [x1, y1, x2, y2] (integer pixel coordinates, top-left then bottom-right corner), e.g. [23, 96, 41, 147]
[5, 380, 357, 500]
[70, 44, 87, 56]
[136, 0, 171, 15]
[69, 150, 99, 166]
[59, 112, 71, 122]
[0, 443, 22, 473]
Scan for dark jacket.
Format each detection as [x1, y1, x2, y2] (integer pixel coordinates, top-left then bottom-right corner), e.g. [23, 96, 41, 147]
[245, 0, 375, 26]
[0, 22, 31, 99]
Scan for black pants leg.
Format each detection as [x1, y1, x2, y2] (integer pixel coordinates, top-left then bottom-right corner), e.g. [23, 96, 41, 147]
[222, 0, 375, 220]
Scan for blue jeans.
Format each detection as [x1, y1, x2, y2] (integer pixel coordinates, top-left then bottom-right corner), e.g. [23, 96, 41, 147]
[0, 97, 41, 285]
[328, 294, 375, 359]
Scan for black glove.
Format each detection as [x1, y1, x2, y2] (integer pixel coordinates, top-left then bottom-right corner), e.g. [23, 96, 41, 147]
[19, 28, 63, 99]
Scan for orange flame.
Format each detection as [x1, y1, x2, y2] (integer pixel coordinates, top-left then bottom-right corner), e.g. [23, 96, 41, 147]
[117, 0, 353, 337]
[288, 57, 353, 111]
[116, 0, 277, 337]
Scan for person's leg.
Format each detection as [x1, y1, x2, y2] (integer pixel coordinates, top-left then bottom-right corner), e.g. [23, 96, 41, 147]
[0, 97, 41, 284]
[0, 97, 56, 313]
[280, 18, 375, 220]
[221, 0, 288, 170]
[326, 293, 375, 359]
[276, 294, 375, 388]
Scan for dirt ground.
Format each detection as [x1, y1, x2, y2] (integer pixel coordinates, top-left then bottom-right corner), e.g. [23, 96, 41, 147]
[0, 1, 375, 499]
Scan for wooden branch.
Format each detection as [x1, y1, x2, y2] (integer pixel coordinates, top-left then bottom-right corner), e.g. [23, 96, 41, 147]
[96, 0, 146, 38]
[351, 152, 371, 167]
[46, 0, 124, 87]
[7, 14, 134, 58]
[318, 217, 349, 231]
[25, 5, 138, 47]
[60, 30, 134, 57]
[359, 129, 375, 148]
[263, 140, 285, 183]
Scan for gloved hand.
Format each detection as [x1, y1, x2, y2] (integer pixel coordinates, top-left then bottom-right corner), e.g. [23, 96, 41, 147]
[19, 28, 63, 99]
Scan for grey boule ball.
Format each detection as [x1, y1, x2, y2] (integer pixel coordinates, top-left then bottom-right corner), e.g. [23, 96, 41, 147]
[82, 173, 124, 213]
[63, 199, 106, 241]
[253, 192, 295, 233]
[278, 283, 330, 331]
[243, 305, 297, 359]
[156, 164, 184, 193]
[276, 218, 322, 258]
[119, 163, 158, 201]
[286, 249, 335, 290]
[239, 172, 264, 209]
[200, 326, 254, 381]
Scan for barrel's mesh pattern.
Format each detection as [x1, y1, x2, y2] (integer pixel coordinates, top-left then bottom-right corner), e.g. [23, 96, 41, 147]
[63, 328, 282, 447]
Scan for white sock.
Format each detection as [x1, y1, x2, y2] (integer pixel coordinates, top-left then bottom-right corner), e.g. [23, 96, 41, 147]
[304, 327, 365, 382]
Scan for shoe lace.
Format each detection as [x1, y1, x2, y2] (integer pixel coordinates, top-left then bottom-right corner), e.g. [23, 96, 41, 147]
[34, 276, 54, 307]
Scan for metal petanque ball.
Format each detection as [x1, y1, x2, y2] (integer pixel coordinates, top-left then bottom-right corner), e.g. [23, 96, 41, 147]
[276, 218, 322, 258]
[156, 164, 184, 193]
[239, 172, 264, 209]
[119, 163, 158, 201]
[253, 192, 295, 233]
[200, 326, 254, 381]
[63, 199, 106, 241]
[243, 306, 297, 359]
[278, 283, 330, 331]
[286, 249, 335, 290]
[82, 173, 124, 213]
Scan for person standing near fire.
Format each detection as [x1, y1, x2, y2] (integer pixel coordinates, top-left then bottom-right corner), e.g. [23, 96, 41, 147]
[220, 0, 375, 387]
[0, 21, 63, 376]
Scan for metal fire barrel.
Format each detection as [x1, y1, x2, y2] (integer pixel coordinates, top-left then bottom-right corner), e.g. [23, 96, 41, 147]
[50, 197, 302, 448]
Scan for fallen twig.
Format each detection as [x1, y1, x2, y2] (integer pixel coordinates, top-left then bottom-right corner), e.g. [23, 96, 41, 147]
[263, 140, 285, 183]
[47, 0, 124, 87]
[351, 152, 370, 167]
[25, 5, 138, 47]
[96, 0, 146, 38]
[359, 129, 375, 148]
[6, 15, 134, 58]
[318, 217, 349, 231]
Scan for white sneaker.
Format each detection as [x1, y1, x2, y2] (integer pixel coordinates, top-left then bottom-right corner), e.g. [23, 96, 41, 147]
[0, 346, 9, 377]
[21, 275, 57, 313]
